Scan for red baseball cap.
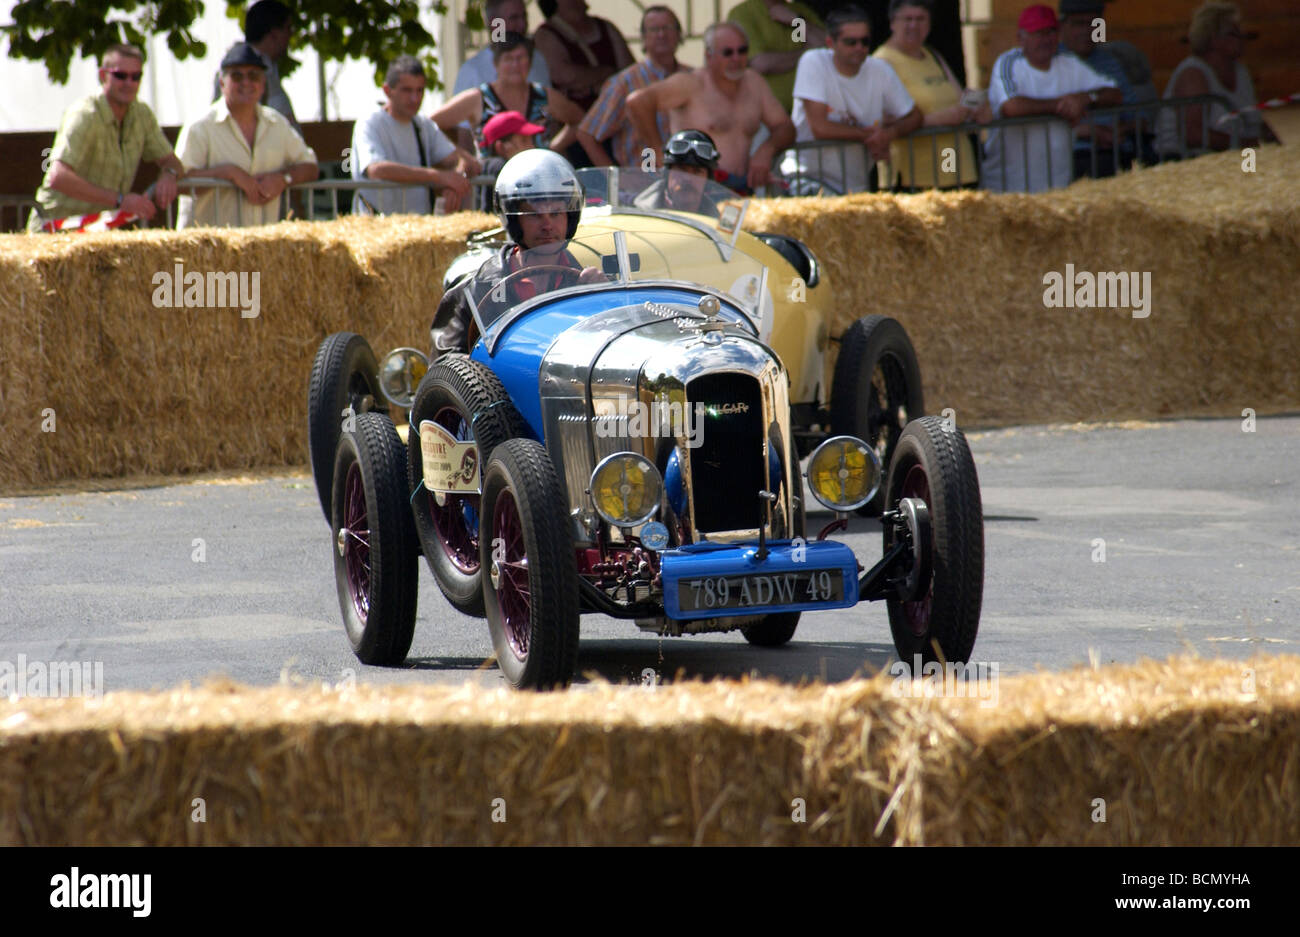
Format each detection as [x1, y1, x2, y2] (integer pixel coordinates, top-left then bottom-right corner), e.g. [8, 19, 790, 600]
[482, 111, 546, 146]
[1018, 4, 1058, 32]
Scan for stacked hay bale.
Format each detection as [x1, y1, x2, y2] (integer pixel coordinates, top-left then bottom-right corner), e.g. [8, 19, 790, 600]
[1, 655, 1296, 844]
[1, 146, 1296, 491]
[745, 144, 1300, 433]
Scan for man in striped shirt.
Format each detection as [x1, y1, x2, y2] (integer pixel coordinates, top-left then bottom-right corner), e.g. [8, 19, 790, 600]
[982, 4, 1120, 193]
[576, 6, 689, 168]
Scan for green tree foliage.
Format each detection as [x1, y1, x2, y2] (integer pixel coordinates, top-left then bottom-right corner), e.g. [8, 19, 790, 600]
[3, 0, 450, 88]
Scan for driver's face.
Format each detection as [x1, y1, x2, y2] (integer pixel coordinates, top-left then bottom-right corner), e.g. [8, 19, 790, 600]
[518, 199, 568, 254]
[665, 165, 708, 209]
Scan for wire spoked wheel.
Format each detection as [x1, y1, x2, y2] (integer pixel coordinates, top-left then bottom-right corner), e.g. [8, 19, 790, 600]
[489, 487, 531, 660]
[426, 405, 482, 576]
[331, 412, 418, 666]
[479, 439, 578, 690]
[408, 355, 524, 617]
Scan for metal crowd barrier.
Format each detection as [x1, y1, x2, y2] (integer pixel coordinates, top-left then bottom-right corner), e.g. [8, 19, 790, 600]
[161, 175, 496, 228]
[1, 195, 39, 232]
[774, 94, 1240, 195]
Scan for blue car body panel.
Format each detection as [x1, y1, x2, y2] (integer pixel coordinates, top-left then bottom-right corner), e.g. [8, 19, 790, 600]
[469, 285, 750, 439]
[660, 540, 861, 620]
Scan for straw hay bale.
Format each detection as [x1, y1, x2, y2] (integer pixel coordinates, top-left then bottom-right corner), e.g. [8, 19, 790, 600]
[745, 145, 1300, 431]
[1, 655, 1297, 845]
[1, 146, 1297, 490]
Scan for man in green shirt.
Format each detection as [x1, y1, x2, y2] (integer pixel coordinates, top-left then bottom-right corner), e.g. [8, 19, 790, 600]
[29, 43, 184, 232]
[726, 0, 827, 114]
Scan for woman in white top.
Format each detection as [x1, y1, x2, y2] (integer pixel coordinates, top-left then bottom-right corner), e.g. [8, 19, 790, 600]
[1155, 1, 1277, 157]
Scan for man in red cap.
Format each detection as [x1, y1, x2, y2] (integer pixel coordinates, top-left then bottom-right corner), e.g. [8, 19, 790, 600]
[982, 3, 1122, 192]
[475, 110, 546, 211]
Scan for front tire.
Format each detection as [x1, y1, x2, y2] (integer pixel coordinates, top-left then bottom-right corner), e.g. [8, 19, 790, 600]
[883, 416, 983, 665]
[407, 355, 525, 617]
[480, 439, 579, 690]
[830, 315, 924, 516]
[332, 412, 418, 665]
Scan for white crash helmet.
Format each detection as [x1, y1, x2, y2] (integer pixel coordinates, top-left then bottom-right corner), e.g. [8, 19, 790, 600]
[494, 149, 584, 244]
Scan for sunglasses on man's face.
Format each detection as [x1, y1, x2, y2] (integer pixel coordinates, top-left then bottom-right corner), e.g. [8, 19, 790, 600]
[109, 70, 143, 82]
[716, 44, 748, 58]
[225, 69, 266, 84]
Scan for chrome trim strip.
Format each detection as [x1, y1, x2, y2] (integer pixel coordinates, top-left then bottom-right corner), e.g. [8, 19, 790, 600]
[486, 281, 758, 354]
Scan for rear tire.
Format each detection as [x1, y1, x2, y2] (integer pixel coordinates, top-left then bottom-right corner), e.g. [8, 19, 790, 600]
[883, 416, 983, 665]
[407, 355, 525, 617]
[741, 612, 801, 647]
[480, 439, 579, 690]
[830, 316, 923, 516]
[332, 412, 418, 666]
[309, 332, 383, 522]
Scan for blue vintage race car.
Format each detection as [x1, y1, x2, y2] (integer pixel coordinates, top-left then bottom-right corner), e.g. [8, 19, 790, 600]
[312, 173, 983, 689]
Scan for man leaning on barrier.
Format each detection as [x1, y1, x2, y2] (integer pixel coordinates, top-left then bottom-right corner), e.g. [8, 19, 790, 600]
[1058, 0, 1149, 178]
[626, 21, 795, 194]
[352, 55, 478, 216]
[27, 43, 184, 233]
[211, 0, 301, 134]
[982, 4, 1121, 193]
[174, 43, 319, 229]
[783, 5, 922, 195]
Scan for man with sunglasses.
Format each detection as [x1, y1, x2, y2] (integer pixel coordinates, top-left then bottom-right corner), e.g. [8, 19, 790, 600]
[28, 44, 184, 232]
[174, 43, 318, 228]
[787, 5, 922, 193]
[626, 21, 794, 194]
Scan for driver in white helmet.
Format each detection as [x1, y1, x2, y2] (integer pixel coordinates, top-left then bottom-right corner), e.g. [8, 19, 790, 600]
[431, 149, 603, 356]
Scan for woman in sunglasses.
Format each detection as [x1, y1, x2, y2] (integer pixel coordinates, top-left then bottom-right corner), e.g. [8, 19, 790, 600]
[872, 0, 987, 191]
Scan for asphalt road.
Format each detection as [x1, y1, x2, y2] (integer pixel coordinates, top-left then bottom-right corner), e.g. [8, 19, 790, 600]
[1, 415, 1296, 693]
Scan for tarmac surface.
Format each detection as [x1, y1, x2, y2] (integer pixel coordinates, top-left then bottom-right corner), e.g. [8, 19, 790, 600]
[1, 415, 1295, 693]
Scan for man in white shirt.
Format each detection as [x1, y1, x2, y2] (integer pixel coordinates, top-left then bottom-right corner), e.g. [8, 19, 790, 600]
[211, 1, 301, 134]
[450, 0, 550, 150]
[785, 5, 921, 194]
[352, 56, 477, 215]
[176, 43, 318, 228]
[983, 4, 1121, 193]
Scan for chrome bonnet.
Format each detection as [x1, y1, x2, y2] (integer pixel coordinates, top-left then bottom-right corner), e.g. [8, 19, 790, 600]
[539, 300, 794, 546]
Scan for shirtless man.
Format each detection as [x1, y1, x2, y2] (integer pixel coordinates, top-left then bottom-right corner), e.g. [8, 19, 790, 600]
[625, 21, 794, 192]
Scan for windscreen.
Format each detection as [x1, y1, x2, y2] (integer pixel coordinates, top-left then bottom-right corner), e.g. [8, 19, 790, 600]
[467, 229, 770, 333]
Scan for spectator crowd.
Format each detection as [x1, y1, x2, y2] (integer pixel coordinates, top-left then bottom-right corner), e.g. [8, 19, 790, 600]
[27, 0, 1282, 232]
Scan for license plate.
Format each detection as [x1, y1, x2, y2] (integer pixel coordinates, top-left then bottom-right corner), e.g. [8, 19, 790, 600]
[677, 569, 844, 613]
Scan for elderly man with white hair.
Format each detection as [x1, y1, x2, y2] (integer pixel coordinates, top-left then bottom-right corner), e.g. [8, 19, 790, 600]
[625, 21, 794, 193]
